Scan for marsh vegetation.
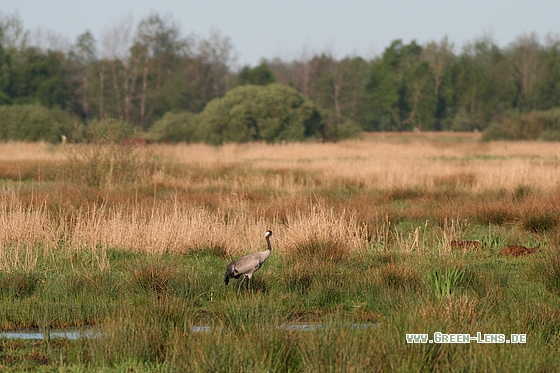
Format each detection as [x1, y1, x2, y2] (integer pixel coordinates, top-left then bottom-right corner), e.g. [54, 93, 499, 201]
[0, 133, 559, 371]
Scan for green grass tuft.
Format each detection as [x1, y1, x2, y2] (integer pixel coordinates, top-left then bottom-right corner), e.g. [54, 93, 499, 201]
[424, 267, 465, 300]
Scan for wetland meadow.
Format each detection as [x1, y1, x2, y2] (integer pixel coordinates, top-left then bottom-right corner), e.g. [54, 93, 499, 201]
[0, 132, 560, 372]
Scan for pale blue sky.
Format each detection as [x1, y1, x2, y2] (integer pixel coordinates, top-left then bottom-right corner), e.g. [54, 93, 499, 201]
[2, 0, 559, 67]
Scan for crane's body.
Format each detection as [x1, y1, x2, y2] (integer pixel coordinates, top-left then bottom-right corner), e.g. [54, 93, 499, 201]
[224, 230, 273, 295]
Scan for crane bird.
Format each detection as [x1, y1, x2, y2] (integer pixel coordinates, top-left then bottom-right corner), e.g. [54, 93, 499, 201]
[224, 230, 273, 295]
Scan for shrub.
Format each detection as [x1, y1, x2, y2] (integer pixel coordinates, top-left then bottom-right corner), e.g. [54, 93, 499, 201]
[62, 119, 157, 188]
[482, 108, 560, 141]
[539, 129, 560, 142]
[320, 109, 362, 142]
[450, 108, 480, 131]
[335, 119, 363, 140]
[198, 83, 328, 144]
[62, 142, 157, 188]
[0, 104, 76, 143]
[149, 111, 205, 143]
[80, 118, 136, 144]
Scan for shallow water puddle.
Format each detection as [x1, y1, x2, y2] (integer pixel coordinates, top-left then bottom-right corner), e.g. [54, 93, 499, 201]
[278, 323, 378, 331]
[0, 329, 101, 340]
[1, 323, 378, 339]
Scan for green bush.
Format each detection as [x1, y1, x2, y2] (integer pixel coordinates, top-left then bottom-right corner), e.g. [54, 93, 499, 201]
[482, 108, 560, 141]
[198, 83, 329, 144]
[62, 118, 150, 188]
[538, 129, 560, 142]
[450, 108, 480, 131]
[0, 104, 76, 143]
[149, 111, 204, 143]
[320, 109, 362, 142]
[481, 120, 520, 141]
[80, 118, 136, 144]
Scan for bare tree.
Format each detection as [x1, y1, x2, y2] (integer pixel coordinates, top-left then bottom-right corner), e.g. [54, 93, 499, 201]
[27, 28, 70, 53]
[196, 27, 238, 96]
[304, 51, 368, 124]
[134, 13, 188, 125]
[98, 61, 106, 118]
[0, 12, 29, 49]
[422, 37, 454, 98]
[510, 33, 542, 111]
[100, 14, 134, 120]
[70, 31, 97, 122]
[291, 46, 314, 98]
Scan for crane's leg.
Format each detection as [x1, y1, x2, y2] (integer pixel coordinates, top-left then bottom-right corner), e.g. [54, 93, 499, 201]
[237, 277, 245, 296]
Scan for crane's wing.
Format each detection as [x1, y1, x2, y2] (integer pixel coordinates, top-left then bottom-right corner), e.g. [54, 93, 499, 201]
[224, 251, 271, 286]
[237, 254, 262, 272]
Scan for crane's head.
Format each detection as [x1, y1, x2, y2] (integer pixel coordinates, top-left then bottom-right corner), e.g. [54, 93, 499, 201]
[265, 230, 273, 238]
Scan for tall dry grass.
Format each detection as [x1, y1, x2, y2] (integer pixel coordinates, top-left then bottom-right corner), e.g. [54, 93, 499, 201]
[0, 196, 368, 262]
[1, 133, 560, 263]
[155, 133, 560, 191]
[0, 197, 57, 273]
[5, 134, 560, 191]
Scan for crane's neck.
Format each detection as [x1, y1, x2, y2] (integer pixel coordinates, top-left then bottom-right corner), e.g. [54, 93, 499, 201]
[266, 235, 272, 251]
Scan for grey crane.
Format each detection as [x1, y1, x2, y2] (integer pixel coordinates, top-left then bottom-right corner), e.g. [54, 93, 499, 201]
[224, 230, 273, 295]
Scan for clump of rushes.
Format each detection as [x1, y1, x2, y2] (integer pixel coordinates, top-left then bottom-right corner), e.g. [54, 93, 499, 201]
[376, 261, 423, 291]
[424, 267, 465, 300]
[0, 270, 40, 299]
[520, 210, 559, 233]
[532, 251, 560, 294]
[132, 260, 175, 297]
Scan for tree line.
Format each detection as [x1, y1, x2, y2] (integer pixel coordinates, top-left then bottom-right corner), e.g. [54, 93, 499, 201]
[1, 11, 560, 142]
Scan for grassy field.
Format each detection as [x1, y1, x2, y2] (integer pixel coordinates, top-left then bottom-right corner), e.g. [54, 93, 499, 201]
[0, 132, 559, 372]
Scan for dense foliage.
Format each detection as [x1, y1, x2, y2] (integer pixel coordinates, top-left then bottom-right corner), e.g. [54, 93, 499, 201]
[0, 104, 75, 142]
[198, 84, 327, 144]
[482, 108, 560, 141]
[149, 84, 359, 144]
[1, 12, 560, 141]
[149, 111, 202, 143]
